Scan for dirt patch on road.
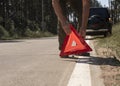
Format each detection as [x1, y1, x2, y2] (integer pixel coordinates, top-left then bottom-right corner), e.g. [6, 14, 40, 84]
[93, 40, 120, 86]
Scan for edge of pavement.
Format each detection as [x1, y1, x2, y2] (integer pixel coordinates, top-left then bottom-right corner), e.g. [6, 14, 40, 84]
[67, 36, 105, 86]
[89, 39, 105, 86]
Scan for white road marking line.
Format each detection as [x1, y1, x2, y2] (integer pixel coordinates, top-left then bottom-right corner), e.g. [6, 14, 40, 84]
[67, 61, 92, 86]
[67, 40, 92, 86]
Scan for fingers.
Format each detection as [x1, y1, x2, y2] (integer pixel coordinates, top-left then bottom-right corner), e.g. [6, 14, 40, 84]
[79, 29, 86, 39]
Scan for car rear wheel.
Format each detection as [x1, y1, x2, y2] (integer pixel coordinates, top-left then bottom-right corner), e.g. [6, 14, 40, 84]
[104, 32, 108, 37]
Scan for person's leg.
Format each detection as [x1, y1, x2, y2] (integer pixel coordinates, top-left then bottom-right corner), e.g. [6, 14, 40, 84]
[58, 22, 69, 58]
[70, 0, 89, 56]
[77, 9, 90, 56]
[58, 21, 66, 50]
[77, 12, 82, 32]
[69, 0, 82, 31]
[58, 0, 68, 50]
[57, 1, 69, 58]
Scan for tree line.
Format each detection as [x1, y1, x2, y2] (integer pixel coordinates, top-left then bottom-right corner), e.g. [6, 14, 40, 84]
[109, 0, 120, 24]
[0, 0, 101, 39]
[0, 0, 57, 39]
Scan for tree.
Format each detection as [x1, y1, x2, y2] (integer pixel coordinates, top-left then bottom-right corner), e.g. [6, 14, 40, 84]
[110, 0, 120, 23]
[0, 0, 104, 39]
[90, 0, 102, 7]
[0, 0, 57, 38]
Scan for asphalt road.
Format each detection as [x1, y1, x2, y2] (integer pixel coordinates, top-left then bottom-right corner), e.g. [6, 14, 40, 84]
[0, 37, 76, 86]
[0, 36, 105, 86]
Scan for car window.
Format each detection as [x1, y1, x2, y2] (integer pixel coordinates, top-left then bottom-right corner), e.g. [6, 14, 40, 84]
[89, 8, 110, 19]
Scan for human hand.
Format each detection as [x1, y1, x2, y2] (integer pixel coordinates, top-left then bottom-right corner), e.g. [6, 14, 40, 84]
[79, 27, 86, 39]
[62, 23, 71, 35]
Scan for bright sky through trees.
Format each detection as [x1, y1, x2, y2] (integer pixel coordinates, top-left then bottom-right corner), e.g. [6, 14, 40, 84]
[97, 0, 109, 7]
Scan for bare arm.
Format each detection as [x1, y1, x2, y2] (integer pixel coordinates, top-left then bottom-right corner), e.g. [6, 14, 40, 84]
[52, 0, 71, 35]
[79, 0, 90, 38]
[52, 0, 66, 24]
[81, 0, 90, 28]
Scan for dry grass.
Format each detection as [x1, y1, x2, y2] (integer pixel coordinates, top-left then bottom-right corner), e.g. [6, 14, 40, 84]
[97, 23, 120, 60]
[93, 23, 120, 86]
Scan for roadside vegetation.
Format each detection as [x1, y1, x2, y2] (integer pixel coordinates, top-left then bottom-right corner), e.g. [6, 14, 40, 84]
[0, 0, 57, 40]
[0, 24, 54, 40]
[94, 23, 120, 86]
[96, 23, 120, 61]
[0, 0, 101, 40]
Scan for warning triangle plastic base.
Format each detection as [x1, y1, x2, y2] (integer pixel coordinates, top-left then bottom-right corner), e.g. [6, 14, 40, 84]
[60, 24, 92, 56]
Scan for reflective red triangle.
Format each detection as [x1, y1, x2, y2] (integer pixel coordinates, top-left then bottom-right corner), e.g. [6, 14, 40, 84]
[60, 24, 92, 56]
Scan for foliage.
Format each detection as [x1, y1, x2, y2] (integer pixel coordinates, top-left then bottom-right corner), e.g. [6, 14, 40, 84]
[0, 0, 106, 39]
[97, 23, 120, 60]
[109, 0, 120, 23]
[0, 25, 9, 39]
[0, 0, 57, 39]
[25, 27, 54, 38]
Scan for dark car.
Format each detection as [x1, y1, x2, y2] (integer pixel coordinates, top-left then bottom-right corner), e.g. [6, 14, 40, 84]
[86, 8, 112, 37]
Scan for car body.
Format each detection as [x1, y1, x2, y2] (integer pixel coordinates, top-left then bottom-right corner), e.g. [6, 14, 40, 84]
[86, 7, 112, 37]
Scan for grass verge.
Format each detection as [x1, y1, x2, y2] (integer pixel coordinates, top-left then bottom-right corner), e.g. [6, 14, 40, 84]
[93, 23, 120, 86]
[96, 23, 120, 61]
[0, 31, 55, 40]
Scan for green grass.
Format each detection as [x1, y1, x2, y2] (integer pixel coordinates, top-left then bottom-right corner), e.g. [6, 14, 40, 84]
[0, 31, 54, 40]
[97, 23, 120, 60]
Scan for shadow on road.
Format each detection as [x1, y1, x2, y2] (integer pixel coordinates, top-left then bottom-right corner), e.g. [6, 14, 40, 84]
[0, 40, 23, 43]
[78, 56, 120, 66]
[62, 56, 120, 66]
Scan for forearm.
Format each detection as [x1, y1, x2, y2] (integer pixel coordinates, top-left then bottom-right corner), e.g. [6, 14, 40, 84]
[52, 0, 67, 25]
[52, 0, 71, 35]
[81, 0, 90, 29]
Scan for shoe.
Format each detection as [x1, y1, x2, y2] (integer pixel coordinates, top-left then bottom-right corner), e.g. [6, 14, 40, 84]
[81, 53, 90, 56]
[76, 53, 90, 56]
[60, 55, 69, 58]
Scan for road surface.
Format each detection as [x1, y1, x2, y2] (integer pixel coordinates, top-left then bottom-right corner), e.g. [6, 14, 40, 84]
[0, 37, 104, 86]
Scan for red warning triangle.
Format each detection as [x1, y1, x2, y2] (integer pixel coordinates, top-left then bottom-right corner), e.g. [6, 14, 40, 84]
[60, 24, 92, 56]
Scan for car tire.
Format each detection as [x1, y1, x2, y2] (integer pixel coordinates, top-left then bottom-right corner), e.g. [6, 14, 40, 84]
[109, 29, 112, 35]
[104, 32, 108, 37]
